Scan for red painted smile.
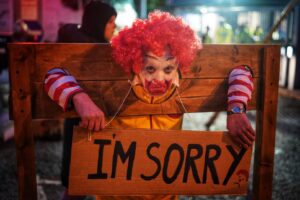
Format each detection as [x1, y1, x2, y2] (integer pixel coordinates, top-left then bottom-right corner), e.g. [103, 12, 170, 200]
[145, 79, 172, 96]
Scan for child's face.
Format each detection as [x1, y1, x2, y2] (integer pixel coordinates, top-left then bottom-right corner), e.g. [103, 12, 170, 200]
[139, 51, 179, 96]
[104, 15, 117, 41]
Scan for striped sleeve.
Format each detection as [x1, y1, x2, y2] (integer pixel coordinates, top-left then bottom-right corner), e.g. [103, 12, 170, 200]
[227, 65, 254, 107]
[44, 68, 83, 111]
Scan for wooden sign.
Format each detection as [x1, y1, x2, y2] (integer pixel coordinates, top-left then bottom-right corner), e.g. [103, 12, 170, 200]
[69, 127, 252, 196]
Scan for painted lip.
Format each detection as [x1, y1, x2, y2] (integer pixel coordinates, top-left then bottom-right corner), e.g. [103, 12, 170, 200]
[145, 79, 172, 96]
[148, 87, 168, 96]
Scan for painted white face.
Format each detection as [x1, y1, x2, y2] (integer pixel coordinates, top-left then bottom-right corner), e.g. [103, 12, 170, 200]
[139, 51, 179, 96]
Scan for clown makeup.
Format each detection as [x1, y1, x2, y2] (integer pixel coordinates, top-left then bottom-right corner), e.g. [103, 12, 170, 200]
[139, 51, 179, 96]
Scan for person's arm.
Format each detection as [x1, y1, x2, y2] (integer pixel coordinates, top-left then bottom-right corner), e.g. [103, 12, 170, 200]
[227, 65, 255, 148]
[44, 68, 83, 110]
[44, 68, 105, 131]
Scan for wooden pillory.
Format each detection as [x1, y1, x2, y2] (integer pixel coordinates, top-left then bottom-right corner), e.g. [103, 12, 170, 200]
[8, 43, 280, 200]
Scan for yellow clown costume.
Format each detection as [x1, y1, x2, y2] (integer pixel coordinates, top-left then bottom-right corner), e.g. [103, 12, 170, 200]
[109, 74, 182, 131]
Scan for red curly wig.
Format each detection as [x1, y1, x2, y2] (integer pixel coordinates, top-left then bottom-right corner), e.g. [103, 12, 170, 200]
[111, 11, 202, 74]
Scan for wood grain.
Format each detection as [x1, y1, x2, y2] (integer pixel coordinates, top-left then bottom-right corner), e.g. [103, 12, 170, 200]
[8, 43, 266, 82]
[253, 46, 280, 200]
[9, 45, 37, 200]
[31, 78, 258, 119]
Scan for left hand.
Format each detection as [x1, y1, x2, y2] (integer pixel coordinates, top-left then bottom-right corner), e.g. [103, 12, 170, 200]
[73, 92, 106, 131]
[227, 107, 255, 149]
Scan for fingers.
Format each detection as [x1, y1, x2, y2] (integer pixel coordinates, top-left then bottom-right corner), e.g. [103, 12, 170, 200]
[232, 136, 244, 148]
[243, 128, 255, 142]
[94, 117, 101, 131]
[227, 113, 256, 148]
[238, 131, 252, 148]
[235, 127, 256, 148]
[73, 93, 106, 131]
[94, 112, 106, 131]
[100, 115, 106, 130]
[88, 118, 96, 131]
[79, 117, 89, 129]
[242, 125, 255, 143]
[228, 128, 255, 149]
[79, 112, 106, 131]
[246, 125, 256, 138]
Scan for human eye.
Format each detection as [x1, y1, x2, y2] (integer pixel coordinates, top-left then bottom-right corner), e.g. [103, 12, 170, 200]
[145, 66, 156, 74]
[109, 19, 115, 24]
[164, 65, 175, 74]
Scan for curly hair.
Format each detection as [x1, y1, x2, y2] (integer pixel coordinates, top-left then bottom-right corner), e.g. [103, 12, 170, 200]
[111, 11, 202, 74]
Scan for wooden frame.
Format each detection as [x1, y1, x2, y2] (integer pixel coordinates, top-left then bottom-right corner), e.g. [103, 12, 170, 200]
[8, 43, 280, 200]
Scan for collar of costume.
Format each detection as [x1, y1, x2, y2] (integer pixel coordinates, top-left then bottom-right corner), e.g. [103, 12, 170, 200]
[131, 74, 178, 104]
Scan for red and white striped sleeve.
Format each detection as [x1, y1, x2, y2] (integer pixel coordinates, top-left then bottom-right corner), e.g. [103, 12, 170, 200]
[44, 68, 83, 111]
[227, 65, 254, 107]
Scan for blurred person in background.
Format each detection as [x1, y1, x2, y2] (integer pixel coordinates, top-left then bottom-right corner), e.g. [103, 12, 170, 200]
[56, 1, 117, 200]
[215, 20, 233, 43]
[235, 24, 254, 43]
[253, 25, 264, 42]
[57, 0, 117, 43]
[12, 19, 43, 42]
[12, 19, 35, 42]
[202, 26, 212, 43]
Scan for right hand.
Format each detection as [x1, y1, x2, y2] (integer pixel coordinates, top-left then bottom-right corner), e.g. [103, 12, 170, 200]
[72, 92, 106, 131]
[227, 113, 255, 148]
[227, 103, 255, 148]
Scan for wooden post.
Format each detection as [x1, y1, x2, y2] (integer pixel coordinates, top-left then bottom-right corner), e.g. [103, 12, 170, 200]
[253, 46, 280, 200]
[9, 45, 37, 200]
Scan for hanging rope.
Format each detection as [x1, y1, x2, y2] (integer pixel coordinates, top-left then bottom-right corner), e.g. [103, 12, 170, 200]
[105, 80, 133, 127]
[175, 87, 198, 127]
[87, 80, 132, 141]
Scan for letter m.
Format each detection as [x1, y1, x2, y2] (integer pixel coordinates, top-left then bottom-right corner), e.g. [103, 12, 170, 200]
[111, 141, 136, 180]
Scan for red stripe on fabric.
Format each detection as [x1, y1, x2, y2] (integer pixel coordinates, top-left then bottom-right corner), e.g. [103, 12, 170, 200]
[228, 91, 250, 99]
[229, 79, 254, 91]
[44, 74, 66, 93]
[53, 82, 79, 102]
[227, 100, 247, 107]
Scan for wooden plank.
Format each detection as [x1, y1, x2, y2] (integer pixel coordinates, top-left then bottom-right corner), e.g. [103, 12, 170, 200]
[253, 46, 280, 200]
[69, 127, 252, 196]
[31, 78, 258, 119]
[33, 43, 129, 82]
[187, 44, 263, 78]
[7, 44, 268, 82]
[9, 45, 37, 200]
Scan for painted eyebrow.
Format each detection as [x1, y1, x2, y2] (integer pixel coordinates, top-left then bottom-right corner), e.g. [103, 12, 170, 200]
[145, 54, 175, 61]
[145, 54, 158, 60]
